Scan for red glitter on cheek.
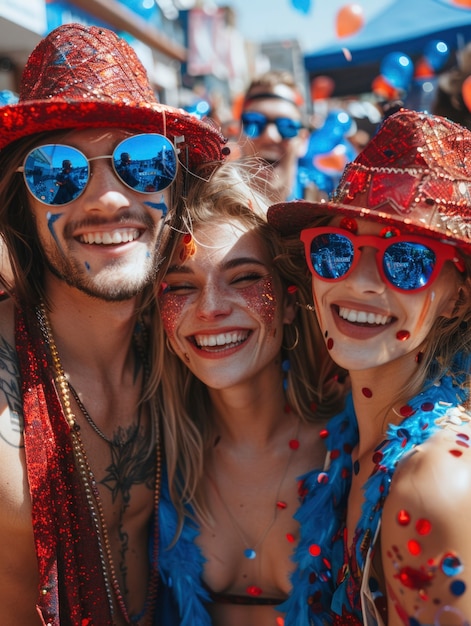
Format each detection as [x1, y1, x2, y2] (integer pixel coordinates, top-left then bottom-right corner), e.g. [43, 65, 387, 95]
[395, 566, 434, 590]
[241, 276, 277, 326]
[327, 337, 334, 350]
[159, 293, 187, 337]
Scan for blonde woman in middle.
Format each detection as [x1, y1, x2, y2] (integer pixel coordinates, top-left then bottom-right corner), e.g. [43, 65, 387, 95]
[152, 161, 351, 626]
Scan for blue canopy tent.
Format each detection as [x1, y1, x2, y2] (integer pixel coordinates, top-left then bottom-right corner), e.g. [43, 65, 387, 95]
[304, 0, 471, 96]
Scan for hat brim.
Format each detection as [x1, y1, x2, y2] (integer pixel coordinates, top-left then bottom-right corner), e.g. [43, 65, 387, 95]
[0, 99, 226, 167]
[267, 200, 471, 254]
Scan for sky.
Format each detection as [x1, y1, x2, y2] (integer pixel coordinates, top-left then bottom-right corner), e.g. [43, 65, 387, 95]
[213, 0, 395, 54]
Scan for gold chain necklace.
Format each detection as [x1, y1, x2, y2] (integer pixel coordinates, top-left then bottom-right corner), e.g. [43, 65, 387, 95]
[37, 302, 161, 625]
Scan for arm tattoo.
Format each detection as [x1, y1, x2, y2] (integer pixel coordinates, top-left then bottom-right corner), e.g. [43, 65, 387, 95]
[0, 337, 24, 446]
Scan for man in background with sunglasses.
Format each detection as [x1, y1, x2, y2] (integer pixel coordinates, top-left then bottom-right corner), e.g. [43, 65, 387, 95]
[0, 23, 225, 626]
[239, 69, 315, 204]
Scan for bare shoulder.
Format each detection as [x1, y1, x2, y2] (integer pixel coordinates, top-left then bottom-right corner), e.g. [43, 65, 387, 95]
[381, 415, 471, 625]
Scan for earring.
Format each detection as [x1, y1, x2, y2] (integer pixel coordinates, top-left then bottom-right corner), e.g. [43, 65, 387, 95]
[283, 324, 299, 351]
[296, 301, 315, 312]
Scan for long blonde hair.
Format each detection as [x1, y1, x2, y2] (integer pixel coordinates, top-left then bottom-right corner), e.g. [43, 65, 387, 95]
[149, 161, 347, 531]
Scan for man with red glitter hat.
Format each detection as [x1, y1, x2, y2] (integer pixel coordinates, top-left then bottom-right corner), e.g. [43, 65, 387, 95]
[0, 22, 226, 626]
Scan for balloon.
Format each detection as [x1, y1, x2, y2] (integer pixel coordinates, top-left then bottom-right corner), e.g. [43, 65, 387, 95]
[371, 75, 400, 100]
[462, 75, 471, 111]
[423, 40, 449, 72]
[414, 57, 435, 79]
[380, 51, 413, 91]
[335, 3, 365, 38]
[450, 0, 471, 7]
[291, 0, 312, 14]
[311, 75, 335, 100]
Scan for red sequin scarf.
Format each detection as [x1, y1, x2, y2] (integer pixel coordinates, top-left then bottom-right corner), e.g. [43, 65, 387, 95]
[16, 305, 114, 626]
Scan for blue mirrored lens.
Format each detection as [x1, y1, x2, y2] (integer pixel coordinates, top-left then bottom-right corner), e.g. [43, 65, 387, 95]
[113, 134, 177, 193]
[276, 118, 303, 139]
[383, 242, 435, 290]
[24, 145, 87, 205]
[241, 112, 302, 139]
[310, 233, 354, 279]
[23, 134, 177, 206]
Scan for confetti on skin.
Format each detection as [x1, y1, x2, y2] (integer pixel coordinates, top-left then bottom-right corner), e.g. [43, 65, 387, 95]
[450, 580, 466, 596]
[396, 330, 410, 341]
[84, 261, 90, 271]
[415, 519, 432, 535]
[244, 549, 256, 559]
[394, 565, 434, 590]
[286, 534, 295, 543]
[246, 585, 262, 596]
[397, 510, 411, 526]
[441, 553, 464, 577]
[362, 387, 373, 398]
[407, 539, 421, 556]
[327, 337, 334, 350]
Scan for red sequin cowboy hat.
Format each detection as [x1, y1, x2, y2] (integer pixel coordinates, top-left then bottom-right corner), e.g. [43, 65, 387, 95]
[0, 23, 227, 169]
[267, 109, 471, 253]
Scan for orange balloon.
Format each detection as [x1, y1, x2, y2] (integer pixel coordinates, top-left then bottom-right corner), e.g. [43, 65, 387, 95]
[371, 75, 400, 100]
[414, 57, 435, 79]
[462, 75, 471, 112]
[336, 3, 365, 38]
[311, 75, 335, 100]
[451, 0, 471, 7]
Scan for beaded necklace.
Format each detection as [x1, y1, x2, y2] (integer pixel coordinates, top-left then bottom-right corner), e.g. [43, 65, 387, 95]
[37, 302, 161, 625]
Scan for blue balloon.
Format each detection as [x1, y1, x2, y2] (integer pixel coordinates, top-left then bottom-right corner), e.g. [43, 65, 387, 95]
[424, 40, 449, 72]
[380, 52, 414, 91]
[291, 0, 312, 14]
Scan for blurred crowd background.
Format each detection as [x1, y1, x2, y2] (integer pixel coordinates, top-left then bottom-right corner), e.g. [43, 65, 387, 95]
[3, 0, 471, 197]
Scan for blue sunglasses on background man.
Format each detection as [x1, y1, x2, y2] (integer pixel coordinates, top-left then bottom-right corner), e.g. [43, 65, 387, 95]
[241, 111, 303, 140]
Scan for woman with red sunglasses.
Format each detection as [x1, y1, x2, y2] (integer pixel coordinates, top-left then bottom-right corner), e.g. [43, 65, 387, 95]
[268, 109, 471, 626]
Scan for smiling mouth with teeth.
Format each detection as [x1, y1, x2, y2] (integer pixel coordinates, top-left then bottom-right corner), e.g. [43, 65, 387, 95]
[79, 228, 141, 245]
[192, 330, 251, 351]
[338, 306, 393, 326]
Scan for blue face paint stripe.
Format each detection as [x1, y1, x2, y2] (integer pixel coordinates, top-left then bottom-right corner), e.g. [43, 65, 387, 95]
[46, 211, 67, 256]
[144, 201, 168, 217]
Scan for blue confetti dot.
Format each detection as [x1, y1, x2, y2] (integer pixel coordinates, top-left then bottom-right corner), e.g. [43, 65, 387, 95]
[450, 579, 466, 596]
[244, 549, 256, 559]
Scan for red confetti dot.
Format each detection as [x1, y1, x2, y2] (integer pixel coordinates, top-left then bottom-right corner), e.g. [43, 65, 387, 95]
[309, 544, 321, 557]
[372, 451, 383, 464]
[286, 533, 295, 543]
[396, 330, 410, 341]
[458, 432, 470, 441]
[421, 402, 434, 412]
[326, 338, 334, 350]
[395, 566, 433, 590]
[246, 585, 262, 596]
[407, 539, 421, 556]
[416, 518, 432, 535]
[319, 429, 329, 439]
[330, 449, 340, 460]
[362, 387, 373, 398]
[289, 439, 300, 450]
[415, 351, 424, 364]
[277, 500, 287, 509]
[399, 404, 415, 417]
[317, 472, 329, 484]
[450, 449, 463, 457]
[456, 440, 469, 448]
[397, 509, 411, 526]
[287, 285, 298, 294]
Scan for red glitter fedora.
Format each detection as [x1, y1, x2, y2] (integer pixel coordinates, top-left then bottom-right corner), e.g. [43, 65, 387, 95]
[0, 23, 226, 169]
[267, 109, 471, 253]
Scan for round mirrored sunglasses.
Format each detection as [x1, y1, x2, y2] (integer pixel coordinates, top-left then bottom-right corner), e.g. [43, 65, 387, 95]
[17, 133, 178, 206]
